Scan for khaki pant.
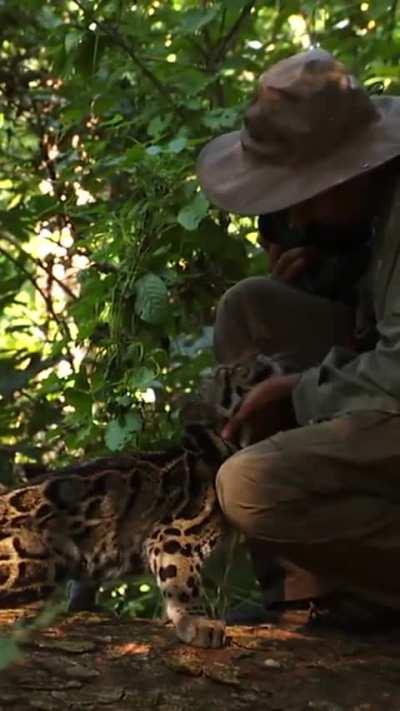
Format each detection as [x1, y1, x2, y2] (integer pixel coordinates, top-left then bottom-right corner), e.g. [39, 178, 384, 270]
[214, 277, 400, 607]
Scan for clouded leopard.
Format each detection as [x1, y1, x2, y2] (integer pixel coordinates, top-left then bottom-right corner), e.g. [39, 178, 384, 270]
[0, 354, 291, 647]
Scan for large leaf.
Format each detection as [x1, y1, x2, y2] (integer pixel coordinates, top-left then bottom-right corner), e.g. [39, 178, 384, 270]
[127, 366, 156, 390]
[105, 413, 142, 452]
[177, 194, 209, 231]
[180, 6, 219, 34]
[166, 136, 188, 154]
[135, 274, 169, 325]
[202, 108, 239, 130]
[64, 389, 93, 418]
[38, 5, 62, 28]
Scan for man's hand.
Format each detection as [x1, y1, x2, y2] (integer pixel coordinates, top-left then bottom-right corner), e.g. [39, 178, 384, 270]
[269, 244, 319, 284]
[221, 373, 300, 442]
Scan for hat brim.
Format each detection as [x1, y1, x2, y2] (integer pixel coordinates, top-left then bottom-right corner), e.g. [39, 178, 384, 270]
[197, 96, 400, 215]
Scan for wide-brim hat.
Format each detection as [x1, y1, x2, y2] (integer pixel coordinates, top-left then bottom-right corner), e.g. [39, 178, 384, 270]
[197, 49, 400, 215]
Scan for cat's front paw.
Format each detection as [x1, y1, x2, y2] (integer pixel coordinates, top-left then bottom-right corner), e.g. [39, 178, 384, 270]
[175, 615, 226, 648]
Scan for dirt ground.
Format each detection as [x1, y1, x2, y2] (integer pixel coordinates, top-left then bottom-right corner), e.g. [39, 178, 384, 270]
[0, 607, 399, 710]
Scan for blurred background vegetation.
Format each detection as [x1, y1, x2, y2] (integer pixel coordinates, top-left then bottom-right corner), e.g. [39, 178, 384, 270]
[0, 0, 399, 622]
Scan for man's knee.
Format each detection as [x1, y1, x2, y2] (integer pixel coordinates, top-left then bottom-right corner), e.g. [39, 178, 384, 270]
[216, 446, 293, 539]
[216, 276, 277, 319]
[215, 277, 282, 362]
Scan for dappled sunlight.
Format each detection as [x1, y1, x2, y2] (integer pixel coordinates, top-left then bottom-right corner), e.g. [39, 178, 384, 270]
[136, 388, 156, 404]
[288, 14, 311, 49]
[112, 641, 152, 656]
[39, 179, 54, 196]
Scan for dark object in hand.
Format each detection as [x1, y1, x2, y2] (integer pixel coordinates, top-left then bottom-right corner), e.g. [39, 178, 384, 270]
[258, 212, 372, 306]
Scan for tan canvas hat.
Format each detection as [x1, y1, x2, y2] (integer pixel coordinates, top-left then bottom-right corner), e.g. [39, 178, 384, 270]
[196, 48, 400, 215]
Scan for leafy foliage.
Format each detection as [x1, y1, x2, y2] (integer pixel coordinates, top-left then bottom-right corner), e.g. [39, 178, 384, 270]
[0, 0, 399, 646]
[1, 0, 399, 472]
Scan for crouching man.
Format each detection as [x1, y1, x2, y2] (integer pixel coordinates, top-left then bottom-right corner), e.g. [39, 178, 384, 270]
[197, 48, 400, 626]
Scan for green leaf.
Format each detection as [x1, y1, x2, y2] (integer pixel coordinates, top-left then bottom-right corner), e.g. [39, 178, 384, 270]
[203, 108, 239, 130]
[167, 136, 188, 154]
[0, 273, 26, 310]
[146, 145, 162, 156]
[65, 30, 82, 53]
[180, 7, 219, 34]
[135, 274, 169, 325]
[128, 367, 155, 390]
[105, 413, 142, 452]
[64, 389, 93, 417]
[38, 6, 63, 29]
[27, 195, 59, 216]
[123, 145, 146, 166]
[147, 115, 172, 138]
[0, 638, 21, 671]
[177, 193, 209, 231]
[0, 274, 26, 296]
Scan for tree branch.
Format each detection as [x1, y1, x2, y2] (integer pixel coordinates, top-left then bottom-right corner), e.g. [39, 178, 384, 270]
[0, 244, 57, 316]
[72, 0, 184, 116]
[103, 25, 184, 116]
[213, 0, 258, 65]
[0, 243, 74, 359]
[389, 0, 399, 38]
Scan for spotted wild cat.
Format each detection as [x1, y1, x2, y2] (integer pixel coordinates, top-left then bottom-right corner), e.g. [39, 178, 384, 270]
[0, 354, 293, 647]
